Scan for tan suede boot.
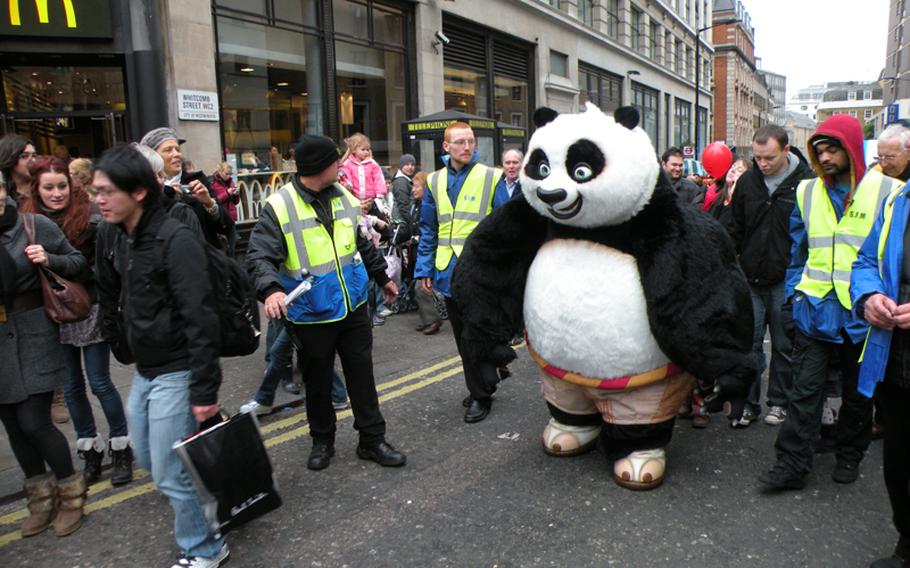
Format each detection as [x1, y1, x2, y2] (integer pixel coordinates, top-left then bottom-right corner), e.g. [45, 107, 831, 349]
[21, 473, 56, 537]
[53, 474, 86, 537]
[51, 388, 70, 424]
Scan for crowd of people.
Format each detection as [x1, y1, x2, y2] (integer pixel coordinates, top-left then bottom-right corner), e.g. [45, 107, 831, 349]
[1, 111, 910, 568]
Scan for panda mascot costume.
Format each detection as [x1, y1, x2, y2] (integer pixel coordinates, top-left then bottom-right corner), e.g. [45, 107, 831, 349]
[451, 103, 755, 490]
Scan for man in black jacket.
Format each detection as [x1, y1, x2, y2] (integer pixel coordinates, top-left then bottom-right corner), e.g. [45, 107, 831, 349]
[727, 124, 814, 428]
[246, 134, 406, 472]
[94, 145, 228, 568]
[139, 127, 231, 251]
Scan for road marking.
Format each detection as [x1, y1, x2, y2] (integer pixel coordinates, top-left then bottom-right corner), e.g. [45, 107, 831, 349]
[259, 354, 462, 436]
[0, 358, 465, 548]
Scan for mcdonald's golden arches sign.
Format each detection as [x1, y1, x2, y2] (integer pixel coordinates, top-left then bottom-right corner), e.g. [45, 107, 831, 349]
[2, 0, 112, 38]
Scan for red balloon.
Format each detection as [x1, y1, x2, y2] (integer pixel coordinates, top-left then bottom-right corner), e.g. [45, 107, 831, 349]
[701, 142, 733, 179]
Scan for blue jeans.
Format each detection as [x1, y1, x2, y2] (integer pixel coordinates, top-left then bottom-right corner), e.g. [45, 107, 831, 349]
[748, 282, 793, 412]
[62, 342, 128, 440]
[127, 370, 224, 558]
[255, 327, 348, 406]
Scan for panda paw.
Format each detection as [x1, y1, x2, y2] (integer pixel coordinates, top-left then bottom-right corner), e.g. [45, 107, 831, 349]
[695, 373, 750, 417]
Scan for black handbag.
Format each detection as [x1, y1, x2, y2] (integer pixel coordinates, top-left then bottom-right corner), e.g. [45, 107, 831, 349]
[173, 411, 282, 537]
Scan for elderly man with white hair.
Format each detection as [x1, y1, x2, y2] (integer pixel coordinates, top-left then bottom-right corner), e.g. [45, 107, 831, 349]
[877, 122, 910, 181]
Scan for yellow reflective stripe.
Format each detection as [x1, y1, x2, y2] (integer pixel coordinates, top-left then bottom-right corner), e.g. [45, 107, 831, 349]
[807, 236, 832, 248]
[477, 166, 496, 214]
[833, 269, 853, 281]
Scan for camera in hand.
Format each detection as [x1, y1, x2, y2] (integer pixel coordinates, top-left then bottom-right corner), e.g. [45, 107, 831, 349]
[179, 184, 194, 195]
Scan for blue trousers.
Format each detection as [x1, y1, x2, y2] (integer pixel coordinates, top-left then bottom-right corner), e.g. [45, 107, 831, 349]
[748, 282, 793, 412]
[127, 370, 224, 558]
[62, 342, 128, 440]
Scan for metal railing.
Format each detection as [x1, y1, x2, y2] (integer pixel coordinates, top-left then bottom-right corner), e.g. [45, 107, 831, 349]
[235, 170, 295, 224]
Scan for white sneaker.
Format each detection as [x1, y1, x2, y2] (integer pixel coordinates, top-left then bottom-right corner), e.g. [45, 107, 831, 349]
[376, 307, 394, 318]
[332, 400, 351, 411]
[170, 544, 229, 568]
[239, 400, 271, 416]
[764, 406, 787, 425]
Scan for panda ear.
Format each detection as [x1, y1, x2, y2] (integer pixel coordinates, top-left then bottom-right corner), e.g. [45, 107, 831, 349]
[533, 107, 560, 128]
[613, 106, 640, 130]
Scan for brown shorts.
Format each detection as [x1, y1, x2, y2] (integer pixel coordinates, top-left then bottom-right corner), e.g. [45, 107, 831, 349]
[540, 367, 696, 426]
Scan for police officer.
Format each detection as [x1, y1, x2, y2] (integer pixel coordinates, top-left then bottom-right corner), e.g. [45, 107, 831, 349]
[414, 121, 510, 423]
[246, 134, 406, 471]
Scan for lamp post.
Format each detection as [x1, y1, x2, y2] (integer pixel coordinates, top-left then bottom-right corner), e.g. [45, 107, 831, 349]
[694, 18, 739, 158]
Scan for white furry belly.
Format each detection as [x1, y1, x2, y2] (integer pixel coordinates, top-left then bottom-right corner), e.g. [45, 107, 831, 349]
[524, 239, 670, 378]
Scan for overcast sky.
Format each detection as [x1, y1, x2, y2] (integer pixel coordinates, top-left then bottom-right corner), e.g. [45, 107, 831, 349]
[744, 0, 889, 98]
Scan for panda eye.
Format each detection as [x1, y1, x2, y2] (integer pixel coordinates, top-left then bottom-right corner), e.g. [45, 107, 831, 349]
[572, 164, 594, 182]
[538, 162, 551, 177]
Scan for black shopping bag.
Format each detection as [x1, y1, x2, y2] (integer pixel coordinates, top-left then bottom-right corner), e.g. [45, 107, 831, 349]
[173, 410, 282, 537]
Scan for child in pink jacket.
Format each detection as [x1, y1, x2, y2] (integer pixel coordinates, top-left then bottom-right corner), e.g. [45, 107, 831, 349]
[340, 133, 387, 200]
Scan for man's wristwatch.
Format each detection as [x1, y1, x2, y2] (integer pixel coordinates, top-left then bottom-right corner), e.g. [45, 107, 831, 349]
[205, 201, 220, 217]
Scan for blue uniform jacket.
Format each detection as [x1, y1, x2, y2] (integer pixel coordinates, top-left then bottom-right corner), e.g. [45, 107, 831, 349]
[785, 181, 868, 344]
[414, 152, 509, 298]
[851, 185, 910, 396]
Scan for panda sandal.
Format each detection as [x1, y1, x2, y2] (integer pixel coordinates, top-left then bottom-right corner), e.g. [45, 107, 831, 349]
[612, 448, 666, 491]
[540, 419, 601, 457]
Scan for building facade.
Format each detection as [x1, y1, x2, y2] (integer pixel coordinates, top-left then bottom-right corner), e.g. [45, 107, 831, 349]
[883, 0, 910, 106]
[1, 0, 715, 215]
[711, 0, 755, 155]
[814, 81, 883, 135]
[758, 66, 786, 125]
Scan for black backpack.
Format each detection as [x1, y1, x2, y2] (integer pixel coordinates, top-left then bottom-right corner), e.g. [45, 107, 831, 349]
[157, 217, 261, 357]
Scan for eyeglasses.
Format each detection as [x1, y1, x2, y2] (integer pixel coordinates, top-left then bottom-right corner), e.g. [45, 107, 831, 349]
[449, 139, 476, 147]
[19, 151, 37, 160]
[877, 153, 902, 162]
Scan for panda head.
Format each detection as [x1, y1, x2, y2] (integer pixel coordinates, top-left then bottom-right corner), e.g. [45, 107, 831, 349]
[520, 103, 660, 228]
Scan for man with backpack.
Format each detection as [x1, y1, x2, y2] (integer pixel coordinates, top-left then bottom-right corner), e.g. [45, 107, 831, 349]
[94, 145, 229, 568]
[246, 134, 406, 472]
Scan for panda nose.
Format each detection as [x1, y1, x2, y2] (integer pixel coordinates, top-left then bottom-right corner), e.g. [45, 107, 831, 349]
[536, 187, 567, 205]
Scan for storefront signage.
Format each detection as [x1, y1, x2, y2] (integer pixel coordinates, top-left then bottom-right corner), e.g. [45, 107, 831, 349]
[500, 128, 526, 138]
[177, 90, 220, 122]
[888, 103, 900, 124]
[407, 118, 497, 133]
[2, 0, 112, 38]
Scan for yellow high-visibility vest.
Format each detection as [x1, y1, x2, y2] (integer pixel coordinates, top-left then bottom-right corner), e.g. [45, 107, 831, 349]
[795, 169, 901, 309]
[267, 182, 369, 324]
[427, 163, 503, 271]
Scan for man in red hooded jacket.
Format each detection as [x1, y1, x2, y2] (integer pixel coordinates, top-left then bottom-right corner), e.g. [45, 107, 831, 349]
[759, 114, 902, 491]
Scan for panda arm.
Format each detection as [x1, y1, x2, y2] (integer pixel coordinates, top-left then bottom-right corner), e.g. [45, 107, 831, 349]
[452, 198, 549, 364]
[637, 208, 756, 392]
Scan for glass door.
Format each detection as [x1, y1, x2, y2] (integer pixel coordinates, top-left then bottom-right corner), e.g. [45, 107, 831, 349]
[1, 112, 128, 160]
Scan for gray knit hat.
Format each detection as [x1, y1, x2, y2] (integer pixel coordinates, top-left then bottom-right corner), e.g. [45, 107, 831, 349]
[139, 127, 186, 151]
[399, 153, 416, 169]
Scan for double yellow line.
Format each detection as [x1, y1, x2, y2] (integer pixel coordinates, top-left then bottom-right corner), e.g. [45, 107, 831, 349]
[0, 354, 465, 548]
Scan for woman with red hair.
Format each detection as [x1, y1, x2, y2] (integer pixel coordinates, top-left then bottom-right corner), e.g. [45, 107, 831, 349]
[21, 157, 133, 487]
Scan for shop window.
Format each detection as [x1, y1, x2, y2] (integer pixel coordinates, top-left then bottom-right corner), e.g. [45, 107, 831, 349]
[333, 0, 369, 41]
[273, 0, 314, 25]
[217, 0, 267, 16]
[607, 0, 620, 38]
[2, 65, 126, 113]
[632, 83, 658, 148]
[372, 3, 404, 46]
[578, 62, 622, 113]
[579, 0, 594, 26]
[630, 7, 643, 52]
[495, 76, 528, 127]
[674, 98, 691, 146]
[444, 65, 489, 116]
[550, 50, 568, 77]
[335, 40, 407, 167]
[216, 16, 325, 171]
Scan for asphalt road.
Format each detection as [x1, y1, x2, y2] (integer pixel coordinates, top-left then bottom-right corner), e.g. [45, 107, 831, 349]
[0, 310, 897, 567]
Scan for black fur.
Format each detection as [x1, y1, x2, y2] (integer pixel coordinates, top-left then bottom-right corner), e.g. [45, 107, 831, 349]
[451, 173, 756, 396]
[533, 107, 560, 128]
[613, 106, 640, 130]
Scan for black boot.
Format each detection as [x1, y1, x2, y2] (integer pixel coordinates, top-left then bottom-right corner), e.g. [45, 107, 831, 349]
[76, 435, 104, 485]
[109, 437, 133, 487]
